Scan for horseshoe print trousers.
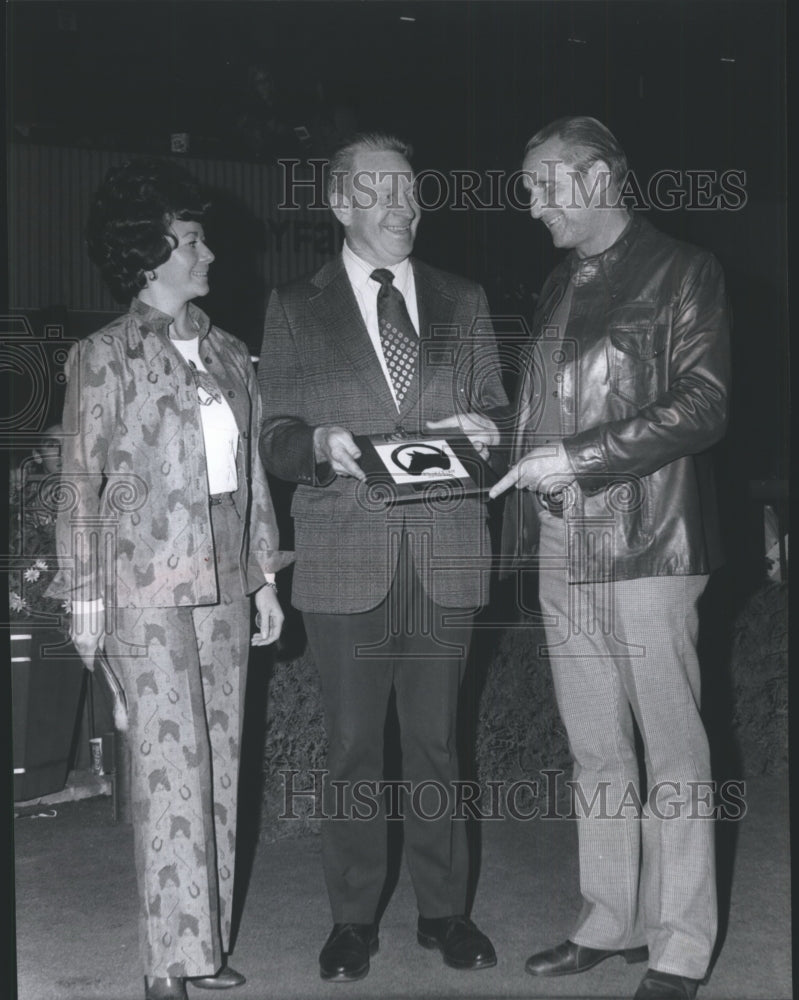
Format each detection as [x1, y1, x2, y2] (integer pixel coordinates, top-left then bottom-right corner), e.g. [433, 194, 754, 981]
[104, 497, 250, 979]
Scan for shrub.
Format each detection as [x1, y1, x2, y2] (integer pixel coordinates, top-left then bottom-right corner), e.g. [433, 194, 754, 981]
[259, 582, 788, 838]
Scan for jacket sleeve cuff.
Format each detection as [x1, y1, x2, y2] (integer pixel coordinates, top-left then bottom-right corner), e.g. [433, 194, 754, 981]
[45, 570, 103, 605]
[71, 598, 105, 615]
[245, 550, 295, 594]
[311, 427, 337, 487]
[564, 432, 611, 496]
[314, 460, 336, 487]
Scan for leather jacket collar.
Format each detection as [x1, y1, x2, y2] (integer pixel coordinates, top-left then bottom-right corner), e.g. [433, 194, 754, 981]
[569, 213, 639, 289]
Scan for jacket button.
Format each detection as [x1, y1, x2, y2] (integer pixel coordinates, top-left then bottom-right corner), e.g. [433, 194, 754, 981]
[228, 390, 235, 397]
[204, 357, 212, 364]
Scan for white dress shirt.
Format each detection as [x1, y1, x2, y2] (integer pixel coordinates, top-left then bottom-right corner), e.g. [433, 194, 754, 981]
[342, 242, 419, 410]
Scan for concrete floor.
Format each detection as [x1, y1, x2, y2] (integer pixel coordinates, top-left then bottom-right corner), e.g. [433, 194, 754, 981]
[13, 774, 792, 1000]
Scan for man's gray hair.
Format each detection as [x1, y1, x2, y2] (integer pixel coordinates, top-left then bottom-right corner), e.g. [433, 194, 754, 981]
[327, 132, 414, 203]
[524, 116, 628, 189]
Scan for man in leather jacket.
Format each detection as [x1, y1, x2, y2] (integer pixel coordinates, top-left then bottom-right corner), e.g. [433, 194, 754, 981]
[491, 117, 730, 1000]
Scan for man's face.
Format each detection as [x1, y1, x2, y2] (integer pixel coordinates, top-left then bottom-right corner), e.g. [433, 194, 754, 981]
[522, 138, 613, 258]
[335, 149, 420, 267]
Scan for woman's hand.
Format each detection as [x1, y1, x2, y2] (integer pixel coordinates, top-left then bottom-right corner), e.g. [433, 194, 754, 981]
[251, 584, 284, 646]
[69, 606, 106, 670]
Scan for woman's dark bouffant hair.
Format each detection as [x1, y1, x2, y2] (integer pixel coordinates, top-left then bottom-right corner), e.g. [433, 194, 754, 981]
[86, 158, 210, 302]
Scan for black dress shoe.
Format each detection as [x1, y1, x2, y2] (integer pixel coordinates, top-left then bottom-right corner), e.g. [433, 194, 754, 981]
[144, 977, 188, 1000]
[525, 939, 649, 976]
[417, 915, 497, 970]
[319, 923, 379, 982]
[188, 964, 246, 989]
[634, 969, 701, 999]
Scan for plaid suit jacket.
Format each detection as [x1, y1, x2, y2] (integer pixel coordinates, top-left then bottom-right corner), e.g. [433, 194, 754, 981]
[258, 255, 508, 614]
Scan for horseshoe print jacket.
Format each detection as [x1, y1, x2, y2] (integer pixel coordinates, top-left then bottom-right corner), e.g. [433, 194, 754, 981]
[50, 298, 292, 608]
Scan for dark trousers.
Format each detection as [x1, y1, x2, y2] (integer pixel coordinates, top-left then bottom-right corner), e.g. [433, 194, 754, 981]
[303, 548, 474, 924]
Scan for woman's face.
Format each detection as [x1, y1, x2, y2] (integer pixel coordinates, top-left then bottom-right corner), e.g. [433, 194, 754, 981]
[153, 219, 215, 301]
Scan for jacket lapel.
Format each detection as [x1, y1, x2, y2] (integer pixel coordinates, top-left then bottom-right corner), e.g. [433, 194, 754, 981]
[310, 258, 398, 413]
[203, 332, 251, 437]
[133, 299, 194, 397]
[406, 261, 456, 415]
[307, 256, 458, 419]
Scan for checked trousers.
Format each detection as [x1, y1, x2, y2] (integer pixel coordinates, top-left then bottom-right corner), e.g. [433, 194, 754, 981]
[537, 511, 717, 979]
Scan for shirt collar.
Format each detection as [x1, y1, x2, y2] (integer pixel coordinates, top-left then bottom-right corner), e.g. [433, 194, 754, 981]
[342, 241, 412, 293]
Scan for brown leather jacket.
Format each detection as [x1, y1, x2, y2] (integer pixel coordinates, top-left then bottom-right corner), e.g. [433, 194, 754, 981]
[503, 214, 731, 583]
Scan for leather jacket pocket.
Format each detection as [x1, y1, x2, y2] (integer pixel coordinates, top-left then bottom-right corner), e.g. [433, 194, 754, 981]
[608, 305, 669, 407]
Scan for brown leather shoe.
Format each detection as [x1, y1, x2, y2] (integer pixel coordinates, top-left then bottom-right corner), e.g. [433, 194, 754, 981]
[525, 939, 649, 976]
[188, 963, 246, 990]
[634, 969, 701, 999]
[417, 915, 497, 970]
[144, 977, 188, 1000]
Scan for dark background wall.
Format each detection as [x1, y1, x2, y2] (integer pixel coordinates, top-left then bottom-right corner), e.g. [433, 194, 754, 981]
[2, 0, 789, 878]
[4, 0, 788, 578]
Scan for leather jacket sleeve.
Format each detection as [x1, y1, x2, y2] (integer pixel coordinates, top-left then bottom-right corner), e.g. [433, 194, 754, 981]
[564, 252, 730, 494]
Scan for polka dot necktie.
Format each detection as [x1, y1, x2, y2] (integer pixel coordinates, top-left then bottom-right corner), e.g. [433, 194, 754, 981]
[370, 268, 418, 404]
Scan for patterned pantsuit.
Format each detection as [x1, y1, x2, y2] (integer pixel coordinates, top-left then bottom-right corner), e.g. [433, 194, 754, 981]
[303, 544, 473, 924]
[537, 512, 717, 980]
[104, 497, 250, 979]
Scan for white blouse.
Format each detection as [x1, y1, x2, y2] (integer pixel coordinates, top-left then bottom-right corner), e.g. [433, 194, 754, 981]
[171, 336, 239, 495]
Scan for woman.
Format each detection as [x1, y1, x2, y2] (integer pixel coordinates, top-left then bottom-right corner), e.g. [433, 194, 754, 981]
[50, 158, 292, 1000]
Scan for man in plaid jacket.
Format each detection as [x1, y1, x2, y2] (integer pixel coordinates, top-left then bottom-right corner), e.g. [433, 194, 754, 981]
[258, 132, 507, 982]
